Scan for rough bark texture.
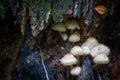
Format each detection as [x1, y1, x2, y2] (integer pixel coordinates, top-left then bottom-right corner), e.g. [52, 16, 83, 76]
[0, 0, 120, 80]
[0, 8, 23, 80]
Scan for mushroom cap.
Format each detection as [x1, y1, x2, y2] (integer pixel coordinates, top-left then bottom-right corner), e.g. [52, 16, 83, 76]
[60, 54, 77, 66]
[51, 22, 66, 32]
[65, 19, 80, 30]
[81, 46, 90, 55]
[93, 54, 110, 64]
[61, 33, 68, 41]
[90, 44, 110, 57]
[70, 46, 83, 56]
[68, 32, 80, 42]
[81, 37, 98, 50]
[70, 66, 81, 76]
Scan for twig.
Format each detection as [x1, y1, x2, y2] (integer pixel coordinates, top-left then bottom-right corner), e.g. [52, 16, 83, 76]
[39, 48, 50, 80]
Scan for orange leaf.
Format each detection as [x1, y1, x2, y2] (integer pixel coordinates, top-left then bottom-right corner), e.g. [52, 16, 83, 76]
[95, 5, 107, 15]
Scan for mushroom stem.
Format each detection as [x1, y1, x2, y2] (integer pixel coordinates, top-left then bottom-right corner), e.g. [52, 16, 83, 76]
[59, 32, 62, 36]
[67, 66, 73, 80]
[66, 67, 70, 80]
[93, 64, 103, 69]
[81, 56, 85, 66]
[59, 32, 62, 40]
[93, 64, 99, 68]
[77, 56, 80, 65]
[70, 30, 73, 34]
[72, 42, 75, 46]
[70, 65, 73, 69]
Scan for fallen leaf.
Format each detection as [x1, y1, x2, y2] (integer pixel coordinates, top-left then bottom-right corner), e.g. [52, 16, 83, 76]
[95, 5, 107, 15]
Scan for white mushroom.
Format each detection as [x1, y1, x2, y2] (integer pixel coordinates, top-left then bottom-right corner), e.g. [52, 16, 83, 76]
[90, 44, 110, 57]
[61, 33, 68, 41]
[93, 54, 110, 64]
[68, 31, 80, 42]
[51, 22, 66, 32]
[70, 46, 83, 56]
[70, 46, 83, 65]
[60, 54, 77, 66]
[81, 46, 90, 55]
[81, 37, 99, 50]
[65, 19, 80, 30]
[70, 66, 81, 76]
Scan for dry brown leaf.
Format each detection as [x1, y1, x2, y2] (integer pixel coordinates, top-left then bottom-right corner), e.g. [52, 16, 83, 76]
[95, 5, 107, 15]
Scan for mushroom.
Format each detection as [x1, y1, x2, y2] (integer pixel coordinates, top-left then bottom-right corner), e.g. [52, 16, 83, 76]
[51, 22, 66, 32]
[65, 19, 80, 30]
[60, 54, 77, 79]
[61, 33, 68, 41]
[70, 66, 81, 76]
[90, 44, 110, 57]
[81, 46, 90, 56]
[70, 46, 83, 65]
[93, 54, 110, 64]
[70, 46, 83, 56]
[81, 37, 99, 50]
[68, 31, 80, 43]
[60, 54, 77, 66]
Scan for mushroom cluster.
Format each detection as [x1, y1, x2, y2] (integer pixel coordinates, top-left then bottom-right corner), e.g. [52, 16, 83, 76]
[60, 37, 111, 76]
[51, 19, 81, 43]
[82, 37, 110, 64]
